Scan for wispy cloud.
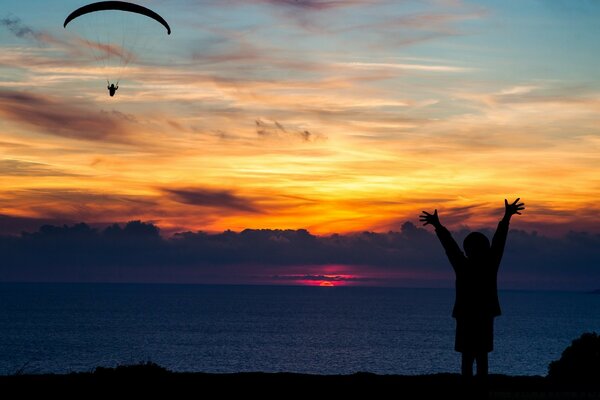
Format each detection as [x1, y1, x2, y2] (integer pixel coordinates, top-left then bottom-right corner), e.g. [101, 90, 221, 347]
[77, 39, 133, 63]
[0, 90, 131, 142]
[0, 159, 80, 177]
[255, 118, 326, 142]
[258, 0, 372, 10]
[496, 86, 538, 96]
[1, 15, 39, 39]
[339, 61, 471, 73]
[219, 0, 373, 11]
[1, 15, 72, 48]
[0, 188, 159, 226]
[162, 187, 262, 213]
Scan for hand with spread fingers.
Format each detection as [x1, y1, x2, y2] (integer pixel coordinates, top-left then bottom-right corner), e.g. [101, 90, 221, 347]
[504, 198, 525, 220]
[419, 209, 442, 229]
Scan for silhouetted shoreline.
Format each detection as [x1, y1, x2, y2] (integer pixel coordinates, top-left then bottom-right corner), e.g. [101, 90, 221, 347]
[2, 363, 598, 399]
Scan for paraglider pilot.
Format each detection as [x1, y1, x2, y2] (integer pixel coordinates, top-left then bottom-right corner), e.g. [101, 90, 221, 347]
[107, 82, 118, 97]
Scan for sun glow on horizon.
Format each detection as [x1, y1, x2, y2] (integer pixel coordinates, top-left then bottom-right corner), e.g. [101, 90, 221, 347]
[285, 273, 363, 287]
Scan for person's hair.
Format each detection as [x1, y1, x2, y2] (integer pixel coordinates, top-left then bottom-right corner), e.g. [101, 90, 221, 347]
[463, 232, 490, 259]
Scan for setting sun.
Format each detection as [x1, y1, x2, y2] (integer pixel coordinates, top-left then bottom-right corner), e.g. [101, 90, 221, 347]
[282, 273, 364, 287]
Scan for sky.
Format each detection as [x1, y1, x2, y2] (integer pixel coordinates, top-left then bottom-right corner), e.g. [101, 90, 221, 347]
[1, 1, 599, 288]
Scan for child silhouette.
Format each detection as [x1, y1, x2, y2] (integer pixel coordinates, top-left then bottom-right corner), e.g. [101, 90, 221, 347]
[420, 198, 524, 378]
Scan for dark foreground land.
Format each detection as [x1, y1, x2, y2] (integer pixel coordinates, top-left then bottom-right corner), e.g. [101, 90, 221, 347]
[1, 363, 599, 399]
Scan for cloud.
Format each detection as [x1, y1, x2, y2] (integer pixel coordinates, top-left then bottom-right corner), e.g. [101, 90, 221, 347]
[339, 62, 471, 73]
[0, 90, 131, 142]
[255, 119, 326, 142]
[0, 159, 79, 177]
[272, 274, 374, 282]
[163, 187, 262, 213]
[429, 204, 489, 228]
[205, 0, 481, 40]
[0, 189, 160, 229]
[260, 0, 370, 10]
[75, 38, 134, 63]
[1, 220, 599, 289]
[313, 7, 486, 43]
[1, 16, 38, 39]
[222, 0, 372, 11]
[1, 15, 71, 48]
[0, 214, 75, 236]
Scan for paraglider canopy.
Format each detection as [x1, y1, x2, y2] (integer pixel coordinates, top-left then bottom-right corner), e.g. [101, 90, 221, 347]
[64, 1, 171, 35]
[63, 1, 171, 91]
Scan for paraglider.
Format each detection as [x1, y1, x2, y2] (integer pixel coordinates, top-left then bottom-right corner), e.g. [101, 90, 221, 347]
[64, 1, 171, 97]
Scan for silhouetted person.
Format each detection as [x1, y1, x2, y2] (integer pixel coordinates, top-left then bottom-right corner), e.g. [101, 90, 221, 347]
[420, 198, 525, 378]
[107, 83, 118, 97]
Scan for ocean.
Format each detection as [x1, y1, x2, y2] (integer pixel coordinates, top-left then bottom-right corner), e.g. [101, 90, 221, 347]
[1, 283, 599, 376]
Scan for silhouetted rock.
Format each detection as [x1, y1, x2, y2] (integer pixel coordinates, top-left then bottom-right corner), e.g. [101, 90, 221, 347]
[548, 332, 600, 384]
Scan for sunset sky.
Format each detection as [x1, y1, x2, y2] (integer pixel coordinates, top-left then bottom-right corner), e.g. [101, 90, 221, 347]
[1, 1, 599, 252]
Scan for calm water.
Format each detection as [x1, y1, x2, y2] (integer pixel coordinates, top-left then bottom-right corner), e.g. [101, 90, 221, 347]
[1, 283, 599, 376]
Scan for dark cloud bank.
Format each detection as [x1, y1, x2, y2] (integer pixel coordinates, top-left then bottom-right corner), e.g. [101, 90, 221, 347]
[1, 221, 598, 290]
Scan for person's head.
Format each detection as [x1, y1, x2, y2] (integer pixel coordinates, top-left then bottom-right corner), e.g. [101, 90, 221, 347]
[110, 84, 115, 88]
[463, 232, 490, 260]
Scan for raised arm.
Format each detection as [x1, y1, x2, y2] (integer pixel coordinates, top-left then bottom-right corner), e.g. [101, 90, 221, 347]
[420, 209, 465, 269]
[491, 198, 525, 268]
